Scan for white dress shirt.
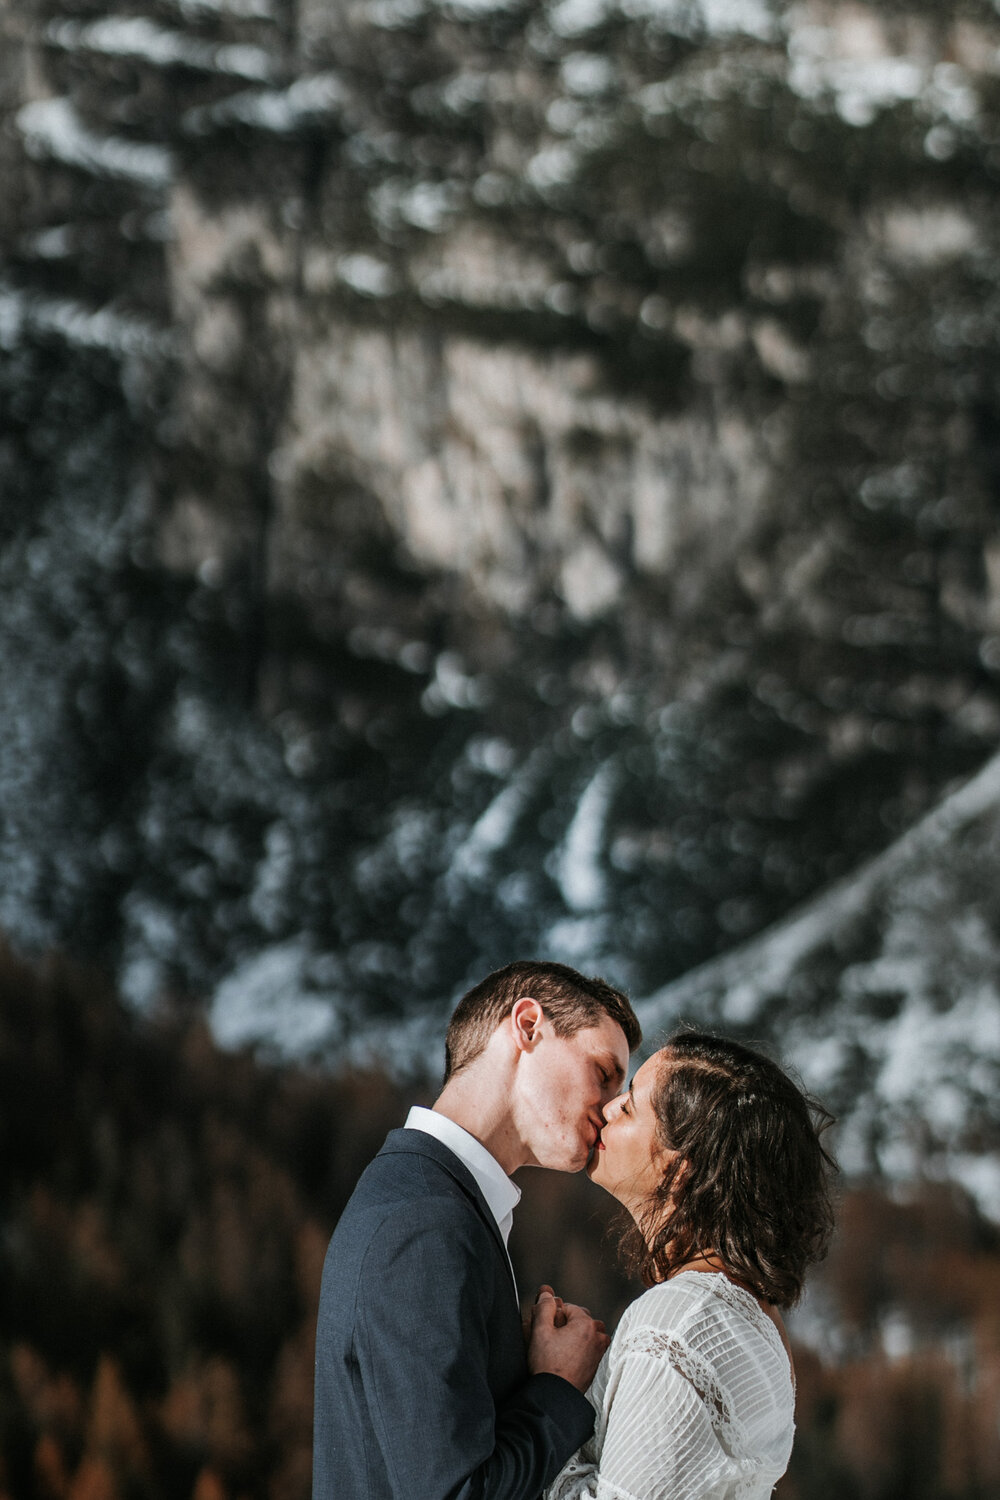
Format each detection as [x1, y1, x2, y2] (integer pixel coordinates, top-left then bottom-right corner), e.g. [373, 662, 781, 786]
[404, 1105, 521, 1295]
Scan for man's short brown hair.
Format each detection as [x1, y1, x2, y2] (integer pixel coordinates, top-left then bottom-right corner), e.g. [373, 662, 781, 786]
[443, 960, 641, 1082]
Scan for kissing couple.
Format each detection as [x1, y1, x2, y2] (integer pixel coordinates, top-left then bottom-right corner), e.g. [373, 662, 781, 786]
[313, 960, 835, 1500]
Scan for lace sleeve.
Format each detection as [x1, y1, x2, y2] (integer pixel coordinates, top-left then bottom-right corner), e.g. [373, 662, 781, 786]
[545, 1330, 731, 1500]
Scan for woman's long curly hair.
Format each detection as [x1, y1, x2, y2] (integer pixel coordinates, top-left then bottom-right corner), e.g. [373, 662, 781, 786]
[619, 1030, 837, 1308]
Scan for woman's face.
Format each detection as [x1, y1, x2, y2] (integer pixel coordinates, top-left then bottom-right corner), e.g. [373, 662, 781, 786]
[587, 1050, 673, 1215]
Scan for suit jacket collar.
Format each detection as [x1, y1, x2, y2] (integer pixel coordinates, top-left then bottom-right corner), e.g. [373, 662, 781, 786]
[378, 1128, 516, 1283]
[403, 1107, 520, 1233]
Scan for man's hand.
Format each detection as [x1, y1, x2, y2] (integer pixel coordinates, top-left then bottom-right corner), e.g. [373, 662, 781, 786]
[527, 1284, 609, 1392]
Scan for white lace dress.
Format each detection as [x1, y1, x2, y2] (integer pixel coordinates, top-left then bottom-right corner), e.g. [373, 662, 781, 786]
[545, 1271, 795, 1500]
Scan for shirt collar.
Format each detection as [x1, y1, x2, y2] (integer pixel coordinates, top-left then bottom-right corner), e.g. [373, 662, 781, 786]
[404, 1105, 521, 1240]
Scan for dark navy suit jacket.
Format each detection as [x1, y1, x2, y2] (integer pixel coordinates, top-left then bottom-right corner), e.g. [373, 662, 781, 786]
[312, 1128, 595, 1499]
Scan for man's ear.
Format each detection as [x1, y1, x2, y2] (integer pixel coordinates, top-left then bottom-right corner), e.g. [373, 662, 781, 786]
[510, 996, 545, 1054]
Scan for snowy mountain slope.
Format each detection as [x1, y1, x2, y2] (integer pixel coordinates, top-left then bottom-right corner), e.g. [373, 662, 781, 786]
[636, 753, 1000, 1216]
[208, 751, 1000, 1227]
[4, 0, 1000, 1106]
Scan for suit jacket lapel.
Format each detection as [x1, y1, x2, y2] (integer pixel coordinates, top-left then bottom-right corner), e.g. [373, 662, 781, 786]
[378, 1128, 518, 1294]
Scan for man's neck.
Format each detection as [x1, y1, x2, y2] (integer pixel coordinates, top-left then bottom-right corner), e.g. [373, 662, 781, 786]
[431, 1087, 524, 1177]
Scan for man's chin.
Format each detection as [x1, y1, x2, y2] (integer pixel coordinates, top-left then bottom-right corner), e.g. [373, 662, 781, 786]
[542, 1137, 598, 1173]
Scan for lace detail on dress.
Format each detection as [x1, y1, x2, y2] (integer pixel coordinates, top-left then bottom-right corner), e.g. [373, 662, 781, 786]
[694, 1273, 796, 1394]
[553, 1454, 640, 1500]
[617, 1327, 752, 1460]
[701, 1275, 778, 1341]
[545, 1276, 796, 1500]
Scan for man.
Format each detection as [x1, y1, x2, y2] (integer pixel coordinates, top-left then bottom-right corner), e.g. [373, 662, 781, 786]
[313, 960, 642, 1500]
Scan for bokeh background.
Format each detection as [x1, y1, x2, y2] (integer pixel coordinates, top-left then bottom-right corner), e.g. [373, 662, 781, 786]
[3, 0, 1000, 1495]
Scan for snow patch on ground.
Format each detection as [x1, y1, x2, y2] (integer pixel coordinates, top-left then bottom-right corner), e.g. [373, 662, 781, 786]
[788, 25, 979, 129]
[184, 73, 348, 134]
[210, 940, 342, 1057]
[45, 18, 276, 82]
[448, 776, 534, 885]
[557, 761, 617, 913]
[548, 0, 776, 40]
[17, 98, 173, 187]
[0, 283, 171, 358]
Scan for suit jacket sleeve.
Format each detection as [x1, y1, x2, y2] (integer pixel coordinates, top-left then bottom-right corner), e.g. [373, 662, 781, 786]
[354, 1194, 595, 1500]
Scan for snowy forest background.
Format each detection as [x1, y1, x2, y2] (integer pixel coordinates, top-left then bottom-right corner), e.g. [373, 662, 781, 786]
[3, 0, 1000, 1494]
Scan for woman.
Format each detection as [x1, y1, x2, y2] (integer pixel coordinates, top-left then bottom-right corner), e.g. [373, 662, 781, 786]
[546, 1031, 835, 1500]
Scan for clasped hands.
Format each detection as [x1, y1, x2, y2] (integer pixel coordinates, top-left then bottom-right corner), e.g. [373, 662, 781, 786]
[525, 1283, 609, 1393]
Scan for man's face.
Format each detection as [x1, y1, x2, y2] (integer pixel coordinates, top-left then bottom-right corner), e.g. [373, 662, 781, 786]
[514, 1012, 630, 1172]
